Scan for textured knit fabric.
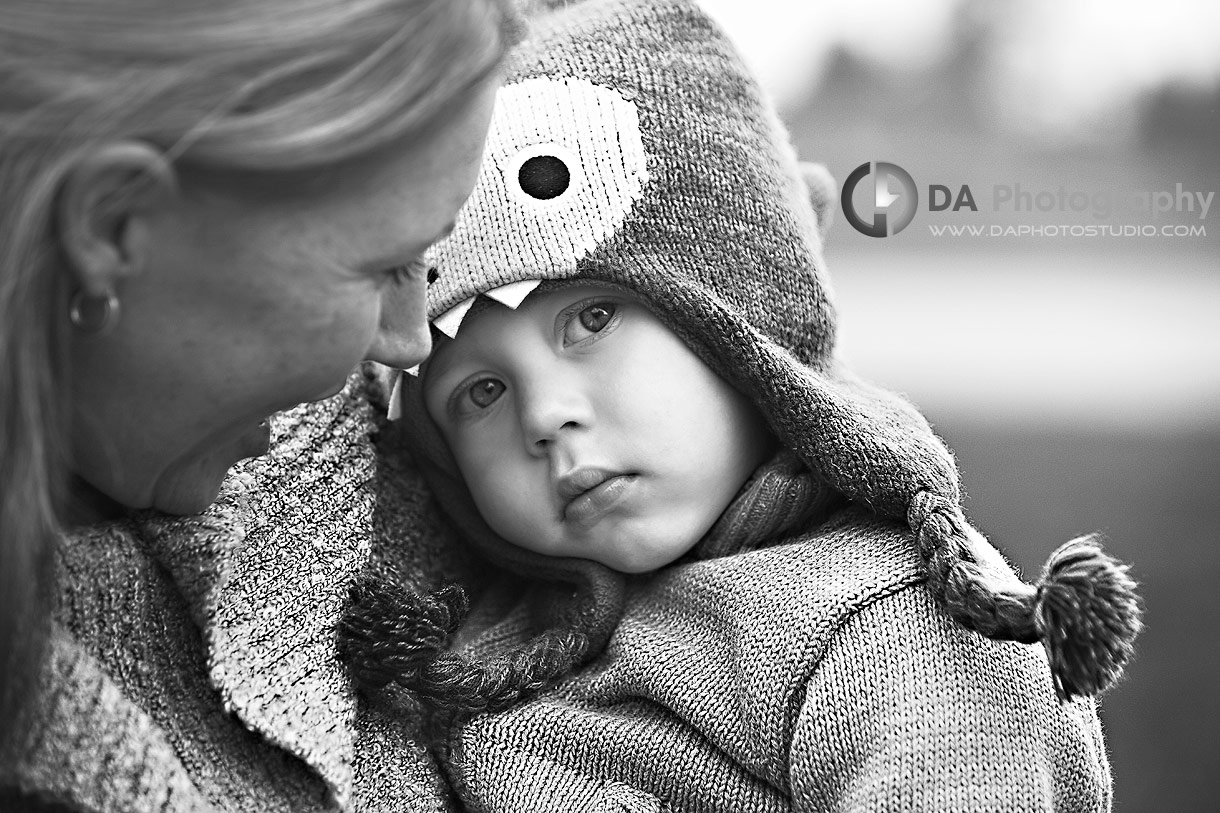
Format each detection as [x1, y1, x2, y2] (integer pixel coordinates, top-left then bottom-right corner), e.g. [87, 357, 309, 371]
[366, 0, 1126, 810]
[0, 371, 468, 813]
[446, 506, 1112, 813]
[410, 0, 964, 563]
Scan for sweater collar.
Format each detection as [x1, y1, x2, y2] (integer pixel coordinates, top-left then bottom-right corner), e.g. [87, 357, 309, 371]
[131, 376, 379, 810]
[692, 450, 839, 561]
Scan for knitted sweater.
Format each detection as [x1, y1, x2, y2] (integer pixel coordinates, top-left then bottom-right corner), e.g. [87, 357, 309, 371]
[340, 4, 1127, 808]
[443, 462, 1112, 813]
[0, 373, 468, 813]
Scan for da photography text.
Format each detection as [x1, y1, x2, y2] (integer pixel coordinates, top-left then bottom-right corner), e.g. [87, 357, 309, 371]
[840, 161, 1212, 239]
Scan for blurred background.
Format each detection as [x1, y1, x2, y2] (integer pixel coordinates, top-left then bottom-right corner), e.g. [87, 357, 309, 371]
[696, 0, 1219, 809]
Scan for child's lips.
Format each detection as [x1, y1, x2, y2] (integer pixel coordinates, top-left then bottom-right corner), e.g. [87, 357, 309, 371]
[557, 468, 639, 525]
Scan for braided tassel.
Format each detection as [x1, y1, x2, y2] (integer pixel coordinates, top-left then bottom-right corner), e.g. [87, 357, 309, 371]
[338, 570, 593, 716]
[910, 491, 1143, 703]
[338, 577, 468, 693]
[1033, 534, 1143, 702]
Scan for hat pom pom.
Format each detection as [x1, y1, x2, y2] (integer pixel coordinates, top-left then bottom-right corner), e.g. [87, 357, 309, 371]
[1033, 534, 1143, 701]
[338, 577, 468, 693]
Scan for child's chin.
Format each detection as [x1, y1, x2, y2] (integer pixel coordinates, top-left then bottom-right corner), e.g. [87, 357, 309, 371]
[604, 547, 687, 575]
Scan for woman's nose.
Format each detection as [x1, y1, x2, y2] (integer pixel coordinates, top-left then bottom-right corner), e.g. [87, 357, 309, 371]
[365, 270, 431, 369]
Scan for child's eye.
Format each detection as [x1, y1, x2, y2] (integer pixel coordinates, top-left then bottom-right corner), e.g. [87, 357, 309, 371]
[437, 374, 508, 422]
[466, 378, 506, 409]
[562, 302, 618, 345]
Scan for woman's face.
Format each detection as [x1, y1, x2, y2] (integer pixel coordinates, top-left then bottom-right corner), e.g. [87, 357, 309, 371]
[67, 77, 500, 517]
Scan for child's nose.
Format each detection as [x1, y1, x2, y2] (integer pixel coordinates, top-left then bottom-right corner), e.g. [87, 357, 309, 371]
[519, 377, 593, 455]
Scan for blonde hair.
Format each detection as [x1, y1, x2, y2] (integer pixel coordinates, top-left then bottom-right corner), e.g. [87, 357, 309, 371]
[0, 0, 522, 738]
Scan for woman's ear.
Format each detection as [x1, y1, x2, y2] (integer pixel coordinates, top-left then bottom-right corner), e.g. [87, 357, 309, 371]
[56, 141, 177, 295]
[798, 162, 836, 240]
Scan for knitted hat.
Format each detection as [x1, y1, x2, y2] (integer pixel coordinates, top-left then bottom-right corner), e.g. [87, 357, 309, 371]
[341, 0, 1141, 713]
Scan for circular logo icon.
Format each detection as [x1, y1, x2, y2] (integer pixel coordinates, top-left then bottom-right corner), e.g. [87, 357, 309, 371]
[841, 162, 918, 237]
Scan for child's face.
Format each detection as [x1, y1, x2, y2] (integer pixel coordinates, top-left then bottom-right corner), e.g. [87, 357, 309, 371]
[423, 285, 775, 573]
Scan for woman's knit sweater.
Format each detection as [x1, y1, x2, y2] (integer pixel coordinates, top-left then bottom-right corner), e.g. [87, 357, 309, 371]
[1, 375, 466, 813]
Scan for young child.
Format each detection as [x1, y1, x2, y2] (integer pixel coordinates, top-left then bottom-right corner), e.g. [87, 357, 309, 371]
[342, 0, 1142, 810]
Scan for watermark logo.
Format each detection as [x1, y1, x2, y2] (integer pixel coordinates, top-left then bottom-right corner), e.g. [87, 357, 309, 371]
[841, 161, 919, 237]
[839, 161, 1211, 240]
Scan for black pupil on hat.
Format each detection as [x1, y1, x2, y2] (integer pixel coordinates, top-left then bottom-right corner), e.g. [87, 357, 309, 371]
[518, 155, 571, 200]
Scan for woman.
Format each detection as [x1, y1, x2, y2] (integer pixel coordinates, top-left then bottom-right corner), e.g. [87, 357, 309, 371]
[0, 0, 522, 809]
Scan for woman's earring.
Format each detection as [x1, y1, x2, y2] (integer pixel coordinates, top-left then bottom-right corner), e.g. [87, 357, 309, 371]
[68, 289, 121, 335]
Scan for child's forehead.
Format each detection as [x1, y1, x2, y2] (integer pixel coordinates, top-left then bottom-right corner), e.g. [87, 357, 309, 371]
[422, 283, 608, 375]
[448, 280, 633, 338]
[421, 304, 513, 386]
[423, 280, 686, 383]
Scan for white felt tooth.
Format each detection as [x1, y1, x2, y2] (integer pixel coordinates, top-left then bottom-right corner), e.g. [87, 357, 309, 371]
[387, 372, 404, 421]
[433, 296, 476, 338]
[483, 279, 541, 310]
[403, 364, 420, 377]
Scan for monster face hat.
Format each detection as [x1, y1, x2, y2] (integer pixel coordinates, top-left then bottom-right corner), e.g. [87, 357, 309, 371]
[341, 0, 1141, 714]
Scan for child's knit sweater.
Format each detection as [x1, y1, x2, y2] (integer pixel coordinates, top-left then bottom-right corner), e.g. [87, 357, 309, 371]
[443, 459, 1111, 813]
[337, 1, 1138, 810]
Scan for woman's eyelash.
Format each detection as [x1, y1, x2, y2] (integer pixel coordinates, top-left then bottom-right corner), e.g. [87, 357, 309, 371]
[383, 259, 439, 285]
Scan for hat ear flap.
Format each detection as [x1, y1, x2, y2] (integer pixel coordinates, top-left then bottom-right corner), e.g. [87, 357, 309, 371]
[338, 364, 628, 718]
[798, 162, 836, 238]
